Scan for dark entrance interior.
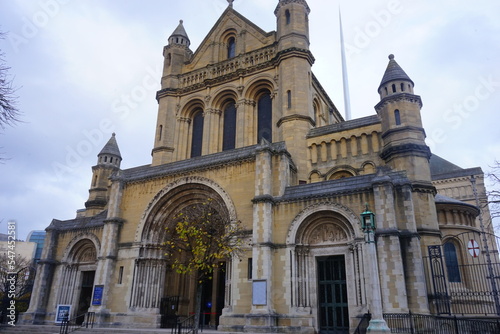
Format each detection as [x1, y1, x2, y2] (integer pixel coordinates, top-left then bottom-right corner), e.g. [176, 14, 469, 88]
[201, 262, 226, 328]
[77, 271, 95, 324]
[317, 256, 349, 334]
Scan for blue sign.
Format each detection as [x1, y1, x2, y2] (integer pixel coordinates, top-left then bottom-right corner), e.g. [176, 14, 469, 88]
[55, 304, 71, 323]
[92, 285, 104, 306]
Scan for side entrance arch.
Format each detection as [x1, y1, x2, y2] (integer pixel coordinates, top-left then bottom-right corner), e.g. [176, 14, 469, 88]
[287, 203, 365, 334]
[56, 235, 99, 322]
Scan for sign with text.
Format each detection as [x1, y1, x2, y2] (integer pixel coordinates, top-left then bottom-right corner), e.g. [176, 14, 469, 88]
[92, 285, 104, 306]
[55, 304, 71, 324]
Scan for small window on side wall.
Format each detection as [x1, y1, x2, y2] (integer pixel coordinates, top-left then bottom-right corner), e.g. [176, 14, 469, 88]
[394, 109, 401, 125]
[227, 37, 236, 59]
[444, 242, 461, 283]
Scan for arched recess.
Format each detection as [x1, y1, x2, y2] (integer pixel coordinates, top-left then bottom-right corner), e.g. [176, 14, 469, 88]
[62, 233, 101, 264]
[308, 170, 323, 183]
[136, 176, 237, 244]
[242, 77, 276, 144]
[220, 28, 238, 60]
[286, 202, 364, 324]
[326, 165, 358, 180]
[287, 202, 361, 245]
[139, 183, 234, 245]
[212, 89, 239, 151]
[360, 161, 376, 175]
[131, 177, 237, 315]
[179, 98, 205, 159]
[313, 98, 322, 127]
[57, 234, 99, 317]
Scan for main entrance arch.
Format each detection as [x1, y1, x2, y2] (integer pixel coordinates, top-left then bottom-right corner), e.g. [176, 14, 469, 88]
[131, 177, 236, 327]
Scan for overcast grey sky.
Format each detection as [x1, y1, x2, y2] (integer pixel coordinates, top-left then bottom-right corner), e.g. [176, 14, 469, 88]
[1, 0, 499, 240]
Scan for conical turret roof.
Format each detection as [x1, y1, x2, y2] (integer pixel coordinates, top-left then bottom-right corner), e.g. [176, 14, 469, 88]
[99, 133, 121, 158]
[169, 20, 190, 46]
[378, 54, 414, 91]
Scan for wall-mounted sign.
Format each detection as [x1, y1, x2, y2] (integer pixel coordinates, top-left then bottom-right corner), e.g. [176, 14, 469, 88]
[92, 285, 104, 306]
[252, 280, 267, 305]
[55, 304, 71, 324]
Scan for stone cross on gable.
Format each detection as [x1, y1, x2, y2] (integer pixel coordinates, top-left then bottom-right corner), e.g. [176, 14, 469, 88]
[228, 0, 234, 8]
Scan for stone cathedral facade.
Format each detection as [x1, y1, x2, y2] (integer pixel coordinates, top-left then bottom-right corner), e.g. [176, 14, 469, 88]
[24, 1, 495, 333]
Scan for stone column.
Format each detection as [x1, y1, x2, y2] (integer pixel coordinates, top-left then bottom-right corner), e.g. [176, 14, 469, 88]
[90, 173, 124, 325]
[372, 175, 409, 313]
[248, 141, 276, 330]
[364, 226, 390, 333]
[22, 228, 58, 324]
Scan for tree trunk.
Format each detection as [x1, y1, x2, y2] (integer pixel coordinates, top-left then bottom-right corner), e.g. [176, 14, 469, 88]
[193, 280, 203, 334]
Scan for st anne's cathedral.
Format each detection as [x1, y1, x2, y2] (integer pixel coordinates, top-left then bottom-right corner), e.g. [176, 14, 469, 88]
[23, 1, 497, 333]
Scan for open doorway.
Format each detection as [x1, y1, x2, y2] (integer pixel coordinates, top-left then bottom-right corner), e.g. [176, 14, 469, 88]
[76, 270, 95, 324]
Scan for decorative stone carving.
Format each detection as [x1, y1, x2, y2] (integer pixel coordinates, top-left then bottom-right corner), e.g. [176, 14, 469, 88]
[308, 223, 347, 244]
[78, 247, 97, 263]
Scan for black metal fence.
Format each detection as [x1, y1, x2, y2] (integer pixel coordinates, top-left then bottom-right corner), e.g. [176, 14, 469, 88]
[59, 311, 95, 334]
[383, 312, 500, 334]
[171, 314, 196, 334]
[424, 232, 500, 316]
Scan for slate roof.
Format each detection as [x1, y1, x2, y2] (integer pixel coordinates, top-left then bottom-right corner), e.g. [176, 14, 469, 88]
[122, 142, 288, 183]
[307, 115, 380, 138]
[378, 54, 414, 90]
[170, 20, 190, 44]
[435, 194, 479, 212]
[47, 210, 107, 231]
[280, 170, 408, 202]
[430, 154, 482, 180]
[99, 133, 121, 158]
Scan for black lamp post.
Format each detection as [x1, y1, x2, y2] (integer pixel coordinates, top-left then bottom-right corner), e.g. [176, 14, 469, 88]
[360, 204, 390, 333]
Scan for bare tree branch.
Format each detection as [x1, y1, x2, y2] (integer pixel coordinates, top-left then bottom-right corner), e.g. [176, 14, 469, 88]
[0, 30, 21, 131]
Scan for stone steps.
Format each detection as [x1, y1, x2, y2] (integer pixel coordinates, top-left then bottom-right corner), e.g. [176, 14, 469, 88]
[0, 324, 222, 334]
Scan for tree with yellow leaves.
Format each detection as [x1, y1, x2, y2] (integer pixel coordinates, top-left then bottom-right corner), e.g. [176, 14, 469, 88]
[164, 198, 242, 332]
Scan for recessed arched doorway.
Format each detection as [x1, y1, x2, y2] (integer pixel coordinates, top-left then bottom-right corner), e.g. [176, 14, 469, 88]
[133, 178, 237, 328]
[57, 236, 98, 323]
[287, 203, 364, 334]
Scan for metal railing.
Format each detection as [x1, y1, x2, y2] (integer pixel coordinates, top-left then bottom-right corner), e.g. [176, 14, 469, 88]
[353, 313, 371, 334]
[383, 312, 500, 334]
[171, 314, 196, 334]
[59, 311, 95, 334]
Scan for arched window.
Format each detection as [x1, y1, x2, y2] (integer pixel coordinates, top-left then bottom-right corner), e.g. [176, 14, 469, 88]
[394, 109, 401, 125]
[227, 37, 236, 59]
[401, 83, 405, 92]
[287, 90, 292, 109]
[191, 110, 204, 158]
[257, 92, 272, 143]
[392, 84, 396, 93]
[444, 242, 461, 282]
[166, 54, 171, 67]
[223, 101, 236, 151]
[285, 10, 291, 25]
[158, 125, 163, 141]
[384, 87, 388, 95]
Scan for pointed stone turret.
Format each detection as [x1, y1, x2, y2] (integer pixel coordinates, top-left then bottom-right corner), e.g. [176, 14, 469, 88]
[168, 20, 190, 47]
[375, 54, 429, 180]
[85, 133, 122, 216]
[378, 54, 415, 98]
[98, 132, 122, 168]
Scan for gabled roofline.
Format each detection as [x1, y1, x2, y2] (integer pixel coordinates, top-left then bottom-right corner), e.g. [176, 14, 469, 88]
[189, 6, 276, 62]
